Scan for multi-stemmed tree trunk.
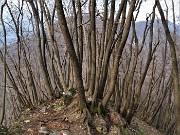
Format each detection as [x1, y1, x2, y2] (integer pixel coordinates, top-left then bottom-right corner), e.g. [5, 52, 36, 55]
[102, 0, 137, 108]
[96, 0, 127, 101]
[28, 0, 54, 99]
[0, 0, 179, 134]
[39, 0, 68, 92]
[55, 0, 87, 110]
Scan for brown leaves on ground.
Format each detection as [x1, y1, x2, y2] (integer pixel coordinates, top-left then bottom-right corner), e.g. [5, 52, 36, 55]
[11, 95, 164, 135]
[14, 95, 89, 135]
[109, 111, 127, 126]
[133, 117, 164, 135]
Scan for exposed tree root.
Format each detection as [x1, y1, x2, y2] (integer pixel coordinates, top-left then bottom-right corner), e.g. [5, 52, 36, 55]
[86, 121, 93, 135]
[89, 102, 106, 115]
[64, 96, 129, 134]
[82, 107, 92, 123]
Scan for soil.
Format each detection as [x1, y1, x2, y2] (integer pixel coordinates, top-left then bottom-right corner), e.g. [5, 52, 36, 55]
[8, 94, 164, 135]
[133, 117, 164, 135]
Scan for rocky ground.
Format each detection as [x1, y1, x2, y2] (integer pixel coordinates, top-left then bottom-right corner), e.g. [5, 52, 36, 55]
[2, 94, 164, 135]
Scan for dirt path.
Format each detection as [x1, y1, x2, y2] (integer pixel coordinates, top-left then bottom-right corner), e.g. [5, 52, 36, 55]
[12, 97, 165, 135]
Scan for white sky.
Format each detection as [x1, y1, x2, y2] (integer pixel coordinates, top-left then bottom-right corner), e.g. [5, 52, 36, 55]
[96, 0, 180, 23]
[0, 0, 180, 23]
[136, 0, 180, 23]
[0, 0, 179, 43]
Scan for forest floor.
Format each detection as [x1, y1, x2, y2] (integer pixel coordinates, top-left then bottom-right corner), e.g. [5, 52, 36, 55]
[7, 94, 164, 135]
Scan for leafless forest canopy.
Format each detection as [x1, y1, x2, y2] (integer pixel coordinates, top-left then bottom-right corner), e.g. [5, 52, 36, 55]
[0, 0, 180, 134]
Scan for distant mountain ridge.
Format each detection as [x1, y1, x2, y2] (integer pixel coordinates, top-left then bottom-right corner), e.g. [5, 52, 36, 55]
[134, 19, 180, 37]
[0, 19, 179, 45]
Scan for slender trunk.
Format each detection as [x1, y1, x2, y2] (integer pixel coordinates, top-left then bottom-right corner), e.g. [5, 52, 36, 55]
[0, 0, 7, 125]
[40, 0, 67, 91]
[156, 0, 180, 134]
[55, 0, 87, 109]
[77, 0, 83, 65]
[89, 0, 96, 95]
[28, 1, 53, 98]
[98, 0, 127, 99]
[93, 0, 108, 104]
[102, 0, 137, 107]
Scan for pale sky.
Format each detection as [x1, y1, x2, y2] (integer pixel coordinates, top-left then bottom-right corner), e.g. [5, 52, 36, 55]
[0, 0, 180, 23]
[95, 0, 180, 23]
[0, 0, 179, 43]
[136, 0, 180, 23]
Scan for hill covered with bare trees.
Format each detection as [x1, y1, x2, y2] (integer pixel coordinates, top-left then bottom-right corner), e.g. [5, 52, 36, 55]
[0, 0, 180, 134]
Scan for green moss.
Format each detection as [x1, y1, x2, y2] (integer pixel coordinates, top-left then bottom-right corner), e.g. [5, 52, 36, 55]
[23, 108, 31, 114]
[0, 125, 9, 135]
[8, 122, 21, 134]
[90, 103, 106, 115]
[131, 122, 146, 135]
[19, 114, 32, 121]
[53, 103, 64, 109]
[136, 125, 146, 135]
[120, 124, 146, 135]
[0, 122, 22, 135]
[120, 127, 131, 135]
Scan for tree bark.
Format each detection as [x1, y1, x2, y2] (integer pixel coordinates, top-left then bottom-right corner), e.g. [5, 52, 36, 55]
[0, 0, 7, 125]
[156, 0, 180, 134]
[28, 0, 54, 99]
[55, 0, 87, 110]
[102, 0, 137, 107]
[89, 0, 96, 95]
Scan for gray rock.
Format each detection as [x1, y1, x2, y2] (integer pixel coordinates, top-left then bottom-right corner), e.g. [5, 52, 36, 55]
[59, 129, 72, 135]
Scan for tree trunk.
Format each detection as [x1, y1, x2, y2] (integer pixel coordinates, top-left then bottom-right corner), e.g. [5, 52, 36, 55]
[102, 0, 136, 107]
[55, 0, 87, 110]
[0, 0, 7, 125]
[28, 1, 54, 99]
[156, 0, 180, 134]
[89, 0, 96, 95]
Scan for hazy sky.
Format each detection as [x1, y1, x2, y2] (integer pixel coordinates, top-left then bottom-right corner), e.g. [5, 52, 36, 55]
[0, 0, 179, 43]
[96, 0, 180, 23]
[0, 0, 180, 23]
[137, 0, 180, 23]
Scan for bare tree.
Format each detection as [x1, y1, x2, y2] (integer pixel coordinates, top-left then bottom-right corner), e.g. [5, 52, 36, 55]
[156, 0, 180, 134]
[55, 0, 88, 112]
[0, 0, 179, 134]
[0, 0, 7, 125]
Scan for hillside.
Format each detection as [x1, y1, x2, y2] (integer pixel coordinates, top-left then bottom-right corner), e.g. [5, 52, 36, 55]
[1, 93, 164, 135]
[0, 17, 176, 135]
[0, 0, 179, 134]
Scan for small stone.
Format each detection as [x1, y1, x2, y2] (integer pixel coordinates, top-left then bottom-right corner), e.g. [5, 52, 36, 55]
[60, 129, 71, 135]
[39, 126, 50, 134]
[40, 107, 46, 113]
[110, 125, 120, 135]
[27, 128, 33, 132]
[50, 131, 59, 135]
[87, 97, 92, 102]
[24, 120, 30, 123]
[64, 117, 68, 122]
[63, 91, 72, 96]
